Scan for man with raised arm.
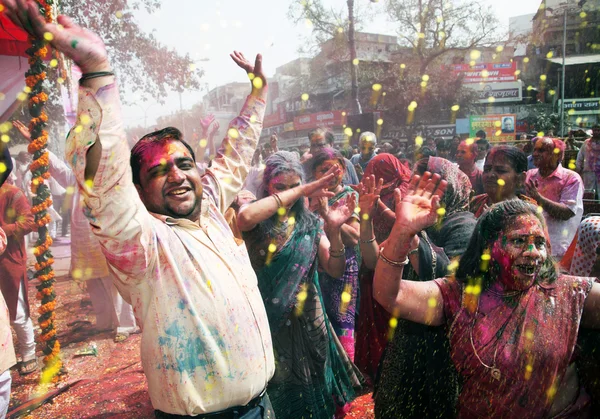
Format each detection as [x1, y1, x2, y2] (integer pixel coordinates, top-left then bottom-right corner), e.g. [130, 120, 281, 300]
[3, 1, 282, 417]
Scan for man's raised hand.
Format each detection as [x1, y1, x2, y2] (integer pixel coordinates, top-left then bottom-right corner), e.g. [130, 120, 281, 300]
[2, 0, 109, 73]
[230, 51, 266, 91]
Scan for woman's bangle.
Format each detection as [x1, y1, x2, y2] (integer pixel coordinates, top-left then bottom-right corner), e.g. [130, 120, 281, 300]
[360, 237, 376, 244]
[407, 247, 419, 256]
[383, 208, 394, 215]
[329, 246, 346, 258]
[379, 247, 409, 267]
[79, 71, 115, 85]
[272, 193, 283, 208]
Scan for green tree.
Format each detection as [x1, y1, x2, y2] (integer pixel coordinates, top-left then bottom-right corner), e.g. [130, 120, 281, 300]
[10, 0, 202, 153]
[288, 0, 378, 114]
[386, 0, 506, 73]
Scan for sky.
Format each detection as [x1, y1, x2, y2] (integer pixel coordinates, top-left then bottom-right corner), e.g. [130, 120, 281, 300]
[121, 0, 543, 128]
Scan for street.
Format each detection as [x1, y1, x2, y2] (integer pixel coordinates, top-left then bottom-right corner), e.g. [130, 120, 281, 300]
[7, 238, 374, 418]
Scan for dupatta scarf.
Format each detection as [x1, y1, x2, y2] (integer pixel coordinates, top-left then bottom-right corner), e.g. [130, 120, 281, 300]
[247, 222, 361, 419]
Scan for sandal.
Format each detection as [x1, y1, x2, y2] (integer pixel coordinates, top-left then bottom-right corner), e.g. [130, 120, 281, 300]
[19, 358, 37, 376]
[114, 328, 141, 343]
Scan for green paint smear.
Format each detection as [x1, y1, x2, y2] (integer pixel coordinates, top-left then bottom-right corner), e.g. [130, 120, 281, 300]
[71, 40, 78, 49]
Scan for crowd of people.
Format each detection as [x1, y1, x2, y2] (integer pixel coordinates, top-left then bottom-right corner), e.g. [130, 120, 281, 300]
[1, 2, 600, 418]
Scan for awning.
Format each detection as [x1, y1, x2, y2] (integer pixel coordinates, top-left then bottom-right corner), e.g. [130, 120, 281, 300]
[547, 54, 600, 66]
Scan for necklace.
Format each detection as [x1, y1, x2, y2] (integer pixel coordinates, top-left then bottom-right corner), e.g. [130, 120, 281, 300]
[468, 291, 521, 381]
[470, 321, 502, 380]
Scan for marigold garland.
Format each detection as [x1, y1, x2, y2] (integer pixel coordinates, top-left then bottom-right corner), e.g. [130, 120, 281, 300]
[26, 0, 62, 379]
[35, 258, 54, 271]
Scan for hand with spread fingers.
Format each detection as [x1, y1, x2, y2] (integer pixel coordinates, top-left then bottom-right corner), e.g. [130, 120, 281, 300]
[302, 165, 339, 200]
[3, 0, 110, 73]
[199, 114, 215, 136]
[230, 50, 266, 92]
[321, 193, 357, 231]
[358, 175, 383, 219]
[392, 171, 448, 236]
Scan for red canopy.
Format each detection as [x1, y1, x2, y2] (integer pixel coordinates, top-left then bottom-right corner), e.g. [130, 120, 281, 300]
[0, 12, 31, 57]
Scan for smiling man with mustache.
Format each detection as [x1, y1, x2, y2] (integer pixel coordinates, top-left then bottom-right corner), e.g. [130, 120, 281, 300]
[1, 1, 278, 417]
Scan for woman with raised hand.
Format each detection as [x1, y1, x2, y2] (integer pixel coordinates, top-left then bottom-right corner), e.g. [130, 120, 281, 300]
[358, 173, 458, 418]
[309, 148, 360, 361]
[374, 172, 600, 418]
[237, 151, 362, 419]
[470, 145, 536, 218]
[354, 153, 412, 381]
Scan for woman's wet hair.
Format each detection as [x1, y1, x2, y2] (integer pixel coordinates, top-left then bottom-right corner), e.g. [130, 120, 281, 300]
[455, 199, 557, 289]
[486, 146, 528, 174]
[259, 151, 318, 235]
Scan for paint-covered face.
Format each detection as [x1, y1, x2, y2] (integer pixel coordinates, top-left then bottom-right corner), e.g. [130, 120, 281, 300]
[491, 214, 548, 291]
[267, 172, 302, 208]
[136, 140, 203, 222]
[482, 153, 524, 203]
[360, 140, 375, 158]
[532, 138, 557, 169]
[456, 141, 476, 165]
[314, 158, 344, 191]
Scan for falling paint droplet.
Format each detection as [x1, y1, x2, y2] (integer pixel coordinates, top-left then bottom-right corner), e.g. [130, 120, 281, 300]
[252, 78, 264, 89]
[228, 128, 239, 139]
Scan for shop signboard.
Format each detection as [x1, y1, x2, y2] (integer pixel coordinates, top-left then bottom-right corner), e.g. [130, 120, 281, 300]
[468, 81, 522, 103]
[293, 110, 347, 131]
[450, 62, 517, 83]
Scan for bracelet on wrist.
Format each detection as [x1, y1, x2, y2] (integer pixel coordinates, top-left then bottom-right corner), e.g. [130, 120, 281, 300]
[329, 246, 346, 258]
[360, 237, 376, 244]
[379, 247, 409, 267]
[407, 247, 419, 256]
[272, 193, 283, 208]
[79, 71, 115, 85]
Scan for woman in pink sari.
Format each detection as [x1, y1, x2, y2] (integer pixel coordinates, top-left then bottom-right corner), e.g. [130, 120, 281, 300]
[373, 172, 600, 418]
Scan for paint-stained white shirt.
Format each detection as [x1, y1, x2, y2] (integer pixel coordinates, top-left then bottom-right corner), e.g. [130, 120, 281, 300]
[65, 82, 274, 415]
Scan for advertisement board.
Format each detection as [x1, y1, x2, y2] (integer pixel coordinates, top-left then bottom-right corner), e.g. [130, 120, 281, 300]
[469, 114, 517, 142]
[293, 110, 347, 131]
[451, 62, 517, 83]
[468, 81, 522, 103]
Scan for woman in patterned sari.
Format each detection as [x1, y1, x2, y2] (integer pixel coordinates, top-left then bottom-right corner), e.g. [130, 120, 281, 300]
[308, 148, 360, 361]
[365, 157, 475, 418]
[237, 151, 362, 419]
[374, 172, 600, 418]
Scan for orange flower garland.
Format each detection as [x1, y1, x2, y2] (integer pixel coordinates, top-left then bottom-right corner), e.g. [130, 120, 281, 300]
[26, 0, 62, 379]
